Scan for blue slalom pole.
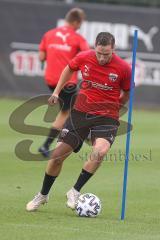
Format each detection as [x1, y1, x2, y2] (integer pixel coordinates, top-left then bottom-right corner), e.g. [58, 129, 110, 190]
[121, 30, 138, 220]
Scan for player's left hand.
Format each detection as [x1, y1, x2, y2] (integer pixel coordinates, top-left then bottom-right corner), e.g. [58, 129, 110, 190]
[48, 94, 59, 105]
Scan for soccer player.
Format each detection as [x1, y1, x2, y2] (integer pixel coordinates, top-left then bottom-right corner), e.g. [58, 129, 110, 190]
[26, 32, 131, 211]
[38, 8, 89, 157]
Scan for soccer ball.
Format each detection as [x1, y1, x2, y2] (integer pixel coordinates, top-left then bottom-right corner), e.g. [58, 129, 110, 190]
[75, 193, 102, 217]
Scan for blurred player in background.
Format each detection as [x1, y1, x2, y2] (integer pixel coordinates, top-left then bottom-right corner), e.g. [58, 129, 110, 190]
[39, 8, 89, 157]
[26, 32, 131, 212]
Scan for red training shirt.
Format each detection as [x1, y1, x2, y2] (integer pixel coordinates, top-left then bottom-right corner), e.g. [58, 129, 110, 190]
[69, 50, 131, 120]
[39, 25, 89, 86]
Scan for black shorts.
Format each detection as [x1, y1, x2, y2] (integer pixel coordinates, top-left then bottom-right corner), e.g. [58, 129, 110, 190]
[48, 84, 77, 111]
[58, 109, 119, 152]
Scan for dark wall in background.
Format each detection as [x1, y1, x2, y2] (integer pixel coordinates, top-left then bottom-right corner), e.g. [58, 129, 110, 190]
[0, 1, 160, 106]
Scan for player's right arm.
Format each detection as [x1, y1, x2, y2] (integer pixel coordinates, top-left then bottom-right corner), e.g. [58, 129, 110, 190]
[48, 65, 74, 105]
[39, 50, 46, 62]
[39, 32, 47, 62]
[48, 52, 83, 105]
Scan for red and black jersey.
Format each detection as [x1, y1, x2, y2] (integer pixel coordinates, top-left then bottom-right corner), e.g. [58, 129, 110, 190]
[69, 50, 131, 119]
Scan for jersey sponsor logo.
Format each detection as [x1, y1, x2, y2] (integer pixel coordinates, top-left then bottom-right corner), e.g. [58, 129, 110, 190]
[109, 73, 118, 82]
[92, 81, 113, 90]
[82, 80, 113, 91]
[48, 43, 71, 51]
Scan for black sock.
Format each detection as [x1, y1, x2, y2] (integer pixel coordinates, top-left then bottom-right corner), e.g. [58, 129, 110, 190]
[74, 169, 93, 192]
[41, 173, 57, 195]
[43, 128, 60, 148]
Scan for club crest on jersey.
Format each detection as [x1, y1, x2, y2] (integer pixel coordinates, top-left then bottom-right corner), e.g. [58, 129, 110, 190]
[109, 73, 118, 82]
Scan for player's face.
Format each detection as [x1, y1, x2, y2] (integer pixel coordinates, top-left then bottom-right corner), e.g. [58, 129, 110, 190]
[95, 44, 114, 65]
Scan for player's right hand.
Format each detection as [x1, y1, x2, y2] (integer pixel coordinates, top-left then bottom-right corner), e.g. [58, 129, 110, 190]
[48, 94, 59, 105]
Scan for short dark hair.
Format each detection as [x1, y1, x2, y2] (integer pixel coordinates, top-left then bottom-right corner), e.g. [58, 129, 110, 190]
[65, 8, 86, 23]
[95, 32, 115, 48]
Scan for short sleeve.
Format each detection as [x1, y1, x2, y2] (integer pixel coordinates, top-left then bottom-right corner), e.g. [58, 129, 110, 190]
[39, 33, 47, 51]
[68, 53, 83, 71]
[120, 63, 132, 91]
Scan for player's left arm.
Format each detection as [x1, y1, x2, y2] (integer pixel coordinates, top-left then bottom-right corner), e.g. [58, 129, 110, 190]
[39, 50, 46, 62]
[119, 63, 132, 108]
[119, 90, 130, 107]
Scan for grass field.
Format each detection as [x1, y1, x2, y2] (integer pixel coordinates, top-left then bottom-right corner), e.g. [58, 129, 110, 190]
[0, 98, 160, 240]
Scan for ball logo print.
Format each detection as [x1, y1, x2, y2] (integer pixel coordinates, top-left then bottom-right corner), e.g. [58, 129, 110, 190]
[75, 193, 101, 217]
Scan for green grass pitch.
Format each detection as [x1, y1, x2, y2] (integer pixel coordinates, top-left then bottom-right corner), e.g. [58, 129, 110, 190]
[0, 98, 160, 240]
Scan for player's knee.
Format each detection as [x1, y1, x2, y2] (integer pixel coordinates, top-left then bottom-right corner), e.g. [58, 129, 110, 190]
[93, 140, 110, 158]
[96, 144, 109, 156]
[50, 156, 63, 166]
[90, 147, 107, 164]
[91, 145, 108, 164]
[50, 150, 64, 165]
[51, 142, 71, 164]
